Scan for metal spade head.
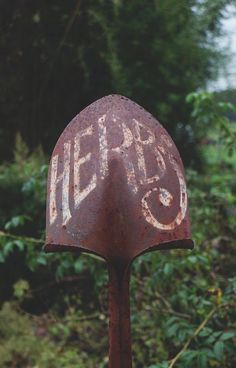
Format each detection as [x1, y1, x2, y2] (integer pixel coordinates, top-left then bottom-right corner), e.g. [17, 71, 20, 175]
[45, 95, 193, 367]
[45, 95, 193, 260]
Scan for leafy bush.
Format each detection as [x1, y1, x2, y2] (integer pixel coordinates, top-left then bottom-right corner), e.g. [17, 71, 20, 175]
[0, 302, 107, 367]
[0, 93, 235, 367]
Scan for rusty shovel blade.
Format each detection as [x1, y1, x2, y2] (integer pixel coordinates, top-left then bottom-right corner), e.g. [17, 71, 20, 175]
[44, 95, 193, 367]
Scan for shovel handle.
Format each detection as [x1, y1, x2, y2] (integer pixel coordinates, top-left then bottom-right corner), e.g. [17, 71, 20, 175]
[108, 262, 132, 368]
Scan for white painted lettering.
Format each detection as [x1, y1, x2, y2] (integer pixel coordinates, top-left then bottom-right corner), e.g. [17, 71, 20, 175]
[49, 141, 72, 225]
[74, 125, 97, 208]
[98, 114, 108, 180]
[112, 121, 138, 193]
[133, 119, 166, 184]
[141, 155, 187, 230]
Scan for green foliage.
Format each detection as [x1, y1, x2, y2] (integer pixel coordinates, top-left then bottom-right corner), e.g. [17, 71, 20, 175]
[13, 279, 30, 300]
[0, 0, 234, 163]
[187, 91, 236, 156]
[0, 0, 235, 365]
[0, 95, 236, 366]
[0, 302, 107, 367]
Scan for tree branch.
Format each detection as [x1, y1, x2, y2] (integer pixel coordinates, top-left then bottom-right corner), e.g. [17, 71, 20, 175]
[0, 230, 43, 244]
[168, 303, 232, 368]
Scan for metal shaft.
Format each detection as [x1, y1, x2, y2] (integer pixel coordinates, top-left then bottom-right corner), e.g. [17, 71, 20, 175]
[108, 261, 132, 368]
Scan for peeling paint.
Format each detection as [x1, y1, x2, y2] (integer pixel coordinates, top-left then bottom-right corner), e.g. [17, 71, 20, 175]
[98, 114, 108, 180]
[74, 125, 97, 209]
[49, 117, 187, 231]
[159, 187, 173, 207]
[49, 141, 72, 226]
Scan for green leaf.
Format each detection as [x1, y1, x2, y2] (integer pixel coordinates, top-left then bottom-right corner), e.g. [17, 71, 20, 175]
[32, 13, 40, 24]
[197, 353, 207, 368]
[4, 215, 29, 230]
[220, 332, 235, 341]
[163, 263, 173, 276]
[14, 240, 24, 251]
[0, 251, 5, 263]
[188, 255, 197, 264]
[37, 255, 47, 266]
[166, 323, 178, 337]
[213, 341, 224, 360]
[3, 241, 14, 256]
[149, 363, 168, 368]
[199, 327, 212, 337]
[74, 259, 84, 273]
[13, 279, 29, 299]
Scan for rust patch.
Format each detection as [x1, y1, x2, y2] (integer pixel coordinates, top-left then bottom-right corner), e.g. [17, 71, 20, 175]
[44, 95, 193, 367]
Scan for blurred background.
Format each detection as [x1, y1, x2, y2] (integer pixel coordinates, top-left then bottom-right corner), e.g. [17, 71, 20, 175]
[0, 1, 235, 367]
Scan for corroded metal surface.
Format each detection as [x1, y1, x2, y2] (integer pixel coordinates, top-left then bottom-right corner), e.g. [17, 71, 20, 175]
[44, 95, 193, 367]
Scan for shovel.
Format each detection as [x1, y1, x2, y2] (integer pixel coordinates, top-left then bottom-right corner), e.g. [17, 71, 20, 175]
[44, 95, 193, 367]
